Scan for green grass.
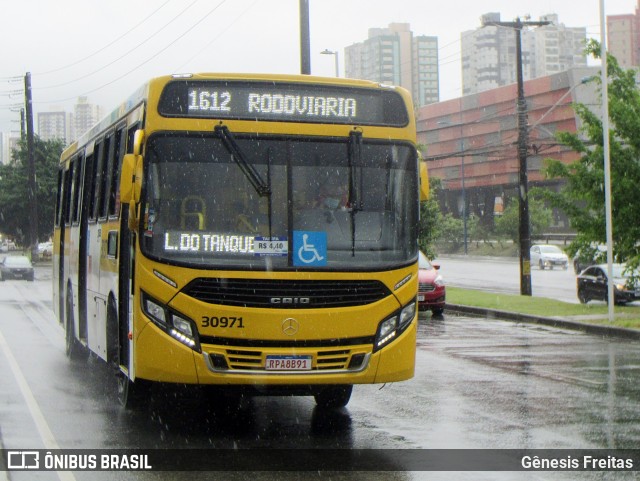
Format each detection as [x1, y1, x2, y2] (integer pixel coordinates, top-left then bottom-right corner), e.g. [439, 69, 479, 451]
[447, 287, 640, 330]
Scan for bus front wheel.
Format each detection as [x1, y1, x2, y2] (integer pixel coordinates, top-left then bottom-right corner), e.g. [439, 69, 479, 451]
[314, 385, 353, 409]
[117, 373, 150, 410]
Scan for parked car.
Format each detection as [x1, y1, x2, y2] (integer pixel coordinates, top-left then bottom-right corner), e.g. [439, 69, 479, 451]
[573, 244, 607, 274]
[37, 241, 53, 258]
[0, 240, 16, 252]
[530, 244, 569, 270]
[576, 263, 640, 305]
[0, 255, 35, 281]
[418, 251, 446, 315]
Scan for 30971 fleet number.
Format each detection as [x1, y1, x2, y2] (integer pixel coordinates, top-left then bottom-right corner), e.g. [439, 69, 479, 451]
[201, 316, 244, 328]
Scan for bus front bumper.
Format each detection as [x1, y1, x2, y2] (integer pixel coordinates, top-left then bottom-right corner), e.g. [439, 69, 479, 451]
[134, 319, 416, 386]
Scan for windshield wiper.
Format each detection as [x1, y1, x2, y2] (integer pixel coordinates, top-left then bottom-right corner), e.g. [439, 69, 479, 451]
[348, 130, 363, 256]
[214, 124, 271, 197]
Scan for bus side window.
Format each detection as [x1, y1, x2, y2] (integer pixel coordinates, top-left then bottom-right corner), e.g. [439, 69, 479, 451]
[54, 169, 64, 228]
[108, 127, 127, 218]
[63, 166, 73, 226]
[92, 140, 105, 220]
[100, 132, 115, 219]
[85, 153, 97, 221]
[71, 154, 84, 225]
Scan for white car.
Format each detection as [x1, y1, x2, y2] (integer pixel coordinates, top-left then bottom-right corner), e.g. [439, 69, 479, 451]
[530, 244, 569, 270]
[37, 241, 53, 258]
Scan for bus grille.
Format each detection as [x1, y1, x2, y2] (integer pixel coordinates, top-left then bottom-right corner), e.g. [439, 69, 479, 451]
[205, 346, 371, 374]
[182, 278, 391, 308]
[419, 283, 436, 292]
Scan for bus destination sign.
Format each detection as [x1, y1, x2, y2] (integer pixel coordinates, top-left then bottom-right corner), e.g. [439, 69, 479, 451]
[158, 80, 409, 126]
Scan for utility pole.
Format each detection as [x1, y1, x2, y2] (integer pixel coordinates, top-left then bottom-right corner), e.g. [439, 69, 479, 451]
[482, 16, 550, 296]
[299, 0, 311, 74]
[20, 108, 26, 138]
[24, 72, 38, 259]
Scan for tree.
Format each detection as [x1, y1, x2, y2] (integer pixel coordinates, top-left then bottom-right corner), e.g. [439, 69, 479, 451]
[0, 136, 63, 245]
[537, 41, 640, 269]
[494, 197, 552, 245]
[418, 177, 444, 259]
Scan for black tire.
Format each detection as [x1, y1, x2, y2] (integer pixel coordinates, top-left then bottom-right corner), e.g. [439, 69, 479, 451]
[577, 288, 589, 304]
[314, 385, 353, 409]
[432, 307, 444, 316]
[106, 298, 119, 368]
[539, 260, 545, 270]
[117, 372, 150, 410]
[65, 291, 86, 360]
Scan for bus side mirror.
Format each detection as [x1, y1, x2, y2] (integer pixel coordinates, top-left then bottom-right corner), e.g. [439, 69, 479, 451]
[419, 161, 429, 201]
[120, 153, 143, 231]
[120, 154, 143, 204]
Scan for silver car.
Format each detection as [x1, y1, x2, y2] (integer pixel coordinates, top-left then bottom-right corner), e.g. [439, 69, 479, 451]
[530, 244, 569, 270]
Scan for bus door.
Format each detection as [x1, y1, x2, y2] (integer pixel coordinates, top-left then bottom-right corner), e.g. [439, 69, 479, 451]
[54, 167, 71, 322]
[68, 154, 87, 341]
[87, 139, 107, 352]
[116, 124, 138, 370]
[77, 151, 93, 342]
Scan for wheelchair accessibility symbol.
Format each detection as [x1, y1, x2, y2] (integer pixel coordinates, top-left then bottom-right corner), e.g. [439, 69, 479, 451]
[293, 231, 327, 266]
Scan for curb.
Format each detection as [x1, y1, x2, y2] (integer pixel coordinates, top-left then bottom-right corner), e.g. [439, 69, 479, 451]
[446, 303, 640, 340]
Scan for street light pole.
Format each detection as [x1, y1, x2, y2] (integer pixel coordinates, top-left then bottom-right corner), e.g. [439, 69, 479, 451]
[299, 0, 311, 74]
[320, 49, 340, 77]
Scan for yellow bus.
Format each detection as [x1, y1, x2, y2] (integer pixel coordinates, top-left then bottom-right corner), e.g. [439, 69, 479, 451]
[54, 73, 428, 409]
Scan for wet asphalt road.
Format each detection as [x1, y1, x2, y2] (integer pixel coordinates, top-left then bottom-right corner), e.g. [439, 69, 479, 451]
[437, 255, 581, 303]
[0, 265, 639, 480]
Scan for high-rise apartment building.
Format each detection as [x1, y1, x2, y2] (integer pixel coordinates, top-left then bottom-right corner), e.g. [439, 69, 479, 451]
[461, 13, 587, 95]
[345, 23, 439, 107]
[73, 96, 102, 141]
[607, 0, 640, 68]
[37, 110, 72, 143]
[33, 97, 102, 145]
[1, 133, 20, 165]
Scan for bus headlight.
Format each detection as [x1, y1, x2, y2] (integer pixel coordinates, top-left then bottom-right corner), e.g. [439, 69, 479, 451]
[374, 300, 416, 352]
[142, 292, 201, 352]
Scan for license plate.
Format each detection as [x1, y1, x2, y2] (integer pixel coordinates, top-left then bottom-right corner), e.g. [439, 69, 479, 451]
[418, 295, 425, 302]
[265, 355, 312, 371]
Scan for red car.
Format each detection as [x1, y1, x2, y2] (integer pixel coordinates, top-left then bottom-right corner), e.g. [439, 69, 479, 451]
[418, 251, 445, 315]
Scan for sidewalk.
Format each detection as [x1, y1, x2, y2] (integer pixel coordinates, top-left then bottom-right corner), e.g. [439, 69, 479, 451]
[446, 303, 640, 340]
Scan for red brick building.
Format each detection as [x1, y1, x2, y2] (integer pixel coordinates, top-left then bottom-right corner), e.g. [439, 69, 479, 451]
[416, 67, 599, 233]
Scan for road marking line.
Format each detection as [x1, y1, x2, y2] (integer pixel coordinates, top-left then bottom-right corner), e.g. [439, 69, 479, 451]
[0, 327, 76, 481]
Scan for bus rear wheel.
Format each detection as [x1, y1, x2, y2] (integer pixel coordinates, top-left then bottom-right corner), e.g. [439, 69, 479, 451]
[314, 385, 353, 409]
[65, 292, 85, 361]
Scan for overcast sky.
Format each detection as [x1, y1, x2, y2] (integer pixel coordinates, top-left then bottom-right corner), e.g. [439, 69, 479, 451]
[0, 0, 635, 134]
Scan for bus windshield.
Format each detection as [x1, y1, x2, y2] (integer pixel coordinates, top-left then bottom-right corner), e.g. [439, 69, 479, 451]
[140, 133, 418, 270]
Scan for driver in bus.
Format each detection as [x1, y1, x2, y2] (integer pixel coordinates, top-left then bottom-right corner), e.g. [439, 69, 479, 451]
[314, 177, 348, 211]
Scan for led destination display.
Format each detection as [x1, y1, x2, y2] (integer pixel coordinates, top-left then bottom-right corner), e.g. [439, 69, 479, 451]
[158, 80, 409, 126]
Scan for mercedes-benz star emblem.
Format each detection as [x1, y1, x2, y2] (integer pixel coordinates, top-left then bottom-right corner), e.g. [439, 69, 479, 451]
[282, 318, 299, 336]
